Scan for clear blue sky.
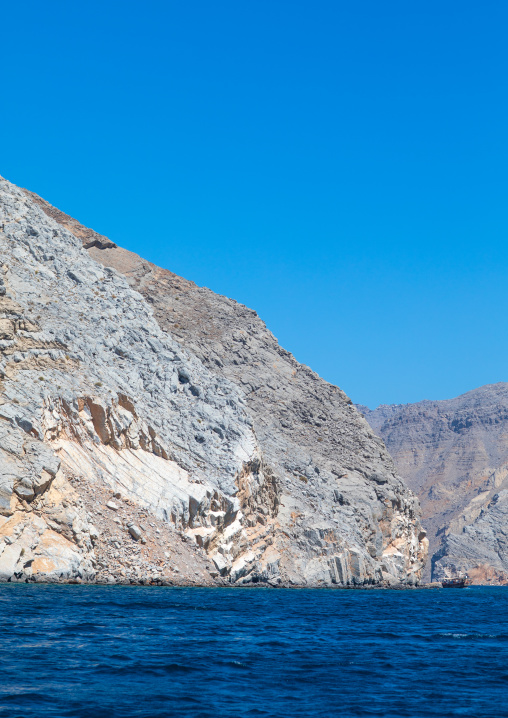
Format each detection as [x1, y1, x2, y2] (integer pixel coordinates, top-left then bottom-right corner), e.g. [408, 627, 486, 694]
[2, 1, 507, 408]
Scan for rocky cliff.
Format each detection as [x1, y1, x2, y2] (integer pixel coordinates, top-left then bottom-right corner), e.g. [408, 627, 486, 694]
[361, 384, 508, 583]
[0, 175, 427, 585]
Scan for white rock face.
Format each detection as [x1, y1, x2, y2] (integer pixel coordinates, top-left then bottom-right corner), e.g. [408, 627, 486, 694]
[0, 176, 427, 585]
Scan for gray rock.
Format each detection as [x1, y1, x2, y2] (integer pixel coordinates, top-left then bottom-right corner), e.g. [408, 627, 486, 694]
[128, 525, 142, 540]
[0, 544, 22, 581]
[212, 553, 228, 575]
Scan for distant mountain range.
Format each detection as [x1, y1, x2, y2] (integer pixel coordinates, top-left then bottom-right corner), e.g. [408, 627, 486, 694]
[360, 383, 508, 583]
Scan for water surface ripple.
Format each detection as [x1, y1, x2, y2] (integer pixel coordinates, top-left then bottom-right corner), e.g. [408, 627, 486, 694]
[1, 585, 507, 717]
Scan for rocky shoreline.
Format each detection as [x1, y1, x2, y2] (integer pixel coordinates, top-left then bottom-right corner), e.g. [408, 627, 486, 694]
[1, 577, 443, 588]
[1, 475, 438, 588]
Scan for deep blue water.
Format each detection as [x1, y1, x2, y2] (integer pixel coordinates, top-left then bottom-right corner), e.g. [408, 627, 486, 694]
[1, 585, 507, 717]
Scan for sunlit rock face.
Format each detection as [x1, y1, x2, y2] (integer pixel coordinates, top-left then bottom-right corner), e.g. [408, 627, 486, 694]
[0, 176, 426, 585]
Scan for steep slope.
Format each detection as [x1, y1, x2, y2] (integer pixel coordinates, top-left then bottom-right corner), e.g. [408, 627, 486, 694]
[0, 176, 427, 585]
[362, 384, 508, 583]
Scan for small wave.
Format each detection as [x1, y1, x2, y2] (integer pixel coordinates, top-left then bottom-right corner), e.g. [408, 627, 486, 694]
[435, 632, 508, 640]
[219, 659, 248, 668]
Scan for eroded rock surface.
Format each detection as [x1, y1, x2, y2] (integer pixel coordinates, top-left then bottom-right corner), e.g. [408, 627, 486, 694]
[0, 176, 426, 585]
[362, 384, 508, 583]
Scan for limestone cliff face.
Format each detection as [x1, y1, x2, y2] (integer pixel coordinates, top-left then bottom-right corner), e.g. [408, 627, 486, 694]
[362, 384, 508, 584]
[0, 176, 427, 585]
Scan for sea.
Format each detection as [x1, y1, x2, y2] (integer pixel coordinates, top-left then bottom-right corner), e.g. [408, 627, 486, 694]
[1, 585, 507, 717]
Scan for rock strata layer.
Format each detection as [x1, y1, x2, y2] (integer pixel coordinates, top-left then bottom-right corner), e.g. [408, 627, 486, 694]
[361, 383, 508, 584]
[0, 176, 426, 585]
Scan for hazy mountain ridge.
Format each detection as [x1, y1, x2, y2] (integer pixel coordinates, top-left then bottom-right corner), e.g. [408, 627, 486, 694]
[0, 176, 426, 586]
[362, 383, 508, 583]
